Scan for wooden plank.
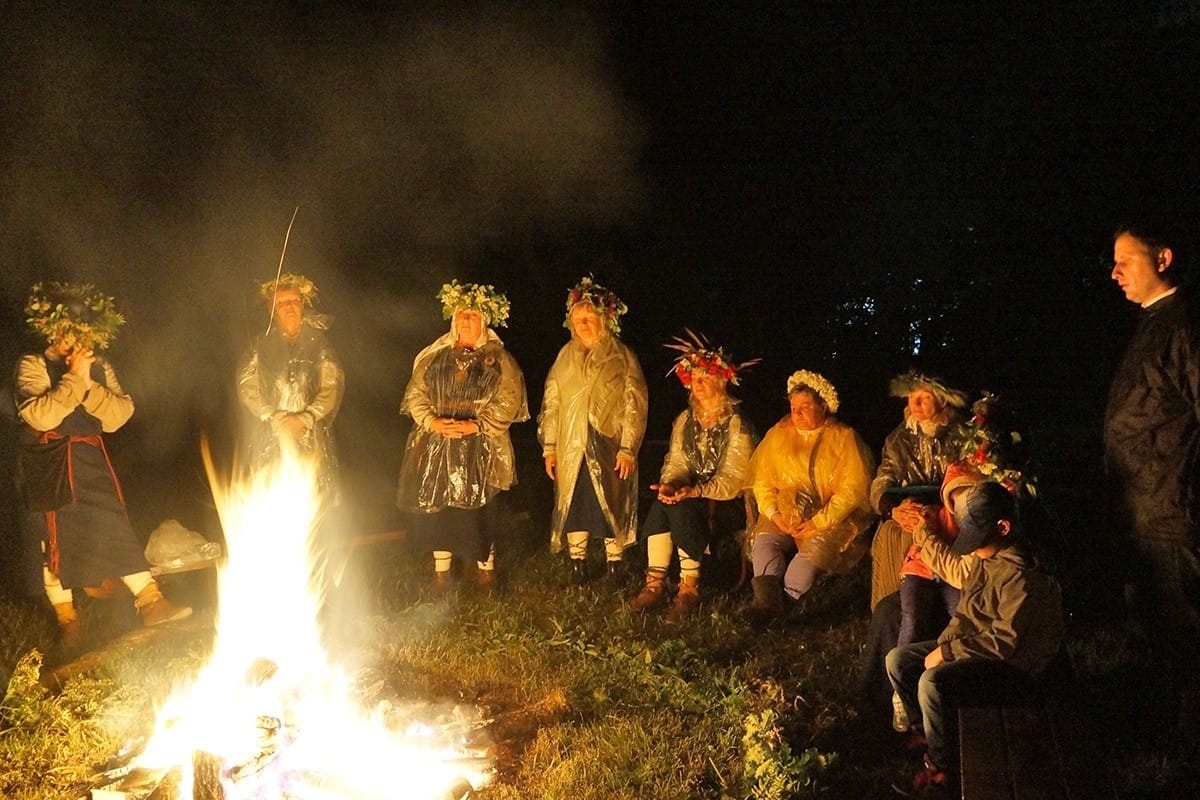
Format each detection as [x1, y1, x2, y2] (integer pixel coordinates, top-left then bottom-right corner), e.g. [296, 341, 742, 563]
[960, 707, 1015, 800]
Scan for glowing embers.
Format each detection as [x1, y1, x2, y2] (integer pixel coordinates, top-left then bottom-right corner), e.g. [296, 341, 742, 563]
[119, 444, 493, 799]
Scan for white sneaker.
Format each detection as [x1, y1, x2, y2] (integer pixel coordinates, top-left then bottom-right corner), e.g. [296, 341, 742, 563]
[892, 692, 910, 733]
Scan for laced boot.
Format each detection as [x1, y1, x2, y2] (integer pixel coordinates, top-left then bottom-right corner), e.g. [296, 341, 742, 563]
[134, 582, 192, 627]
[431, 570, 454, 598]
[569, 559, 588, 586]
[476, 567, 497, 595]
[54, 602, 82, 646]
[665, 574, 700, 623]
[631, 568, 668, 611]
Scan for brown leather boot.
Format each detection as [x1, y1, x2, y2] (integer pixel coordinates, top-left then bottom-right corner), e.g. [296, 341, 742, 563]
[54, 601, 82, 645]
[666, 574, 700, 623]
[431, 570, 453, 598]
[631, 568, 668, 611]
[134, 583, 192, 626]
[82, 577, 124, 599]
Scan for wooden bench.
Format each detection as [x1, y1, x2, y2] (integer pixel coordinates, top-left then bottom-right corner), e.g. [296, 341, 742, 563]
[958, 701, 1116, 800]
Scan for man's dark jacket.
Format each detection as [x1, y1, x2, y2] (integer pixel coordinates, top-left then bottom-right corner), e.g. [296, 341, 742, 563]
[1104, 290, 1200, 545]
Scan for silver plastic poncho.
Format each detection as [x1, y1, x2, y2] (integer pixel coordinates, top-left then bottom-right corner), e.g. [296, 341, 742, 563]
[397, 327, 528, 512]
[658, 401, 756, 500]
[538, 335, 648, 551]
[237, 318, 344, 499]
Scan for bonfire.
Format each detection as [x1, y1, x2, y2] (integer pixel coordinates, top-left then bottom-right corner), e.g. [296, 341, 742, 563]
[95, 444, 493, 800]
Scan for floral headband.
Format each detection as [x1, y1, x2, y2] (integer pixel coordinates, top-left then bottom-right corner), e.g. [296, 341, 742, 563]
[951, 391, 1032, 494]
[564, 275, 628, 335]
[437, 280, 510, 327]
[25, 281, 126, 350]
[786, 369, 840, 414]
[259, 273, 318, 306]
[889, 370, 968, 409]
[665, 328, 760, 387]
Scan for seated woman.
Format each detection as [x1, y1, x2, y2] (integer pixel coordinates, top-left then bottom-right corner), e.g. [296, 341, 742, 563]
[743, 369, 875, 623]
[632, 331, 758, 622]
[869, 372, 967, 611]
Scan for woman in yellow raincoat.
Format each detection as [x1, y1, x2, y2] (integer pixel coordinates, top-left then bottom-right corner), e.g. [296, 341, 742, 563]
[538, 277, 648, 584]
[744, 369, 875, 622]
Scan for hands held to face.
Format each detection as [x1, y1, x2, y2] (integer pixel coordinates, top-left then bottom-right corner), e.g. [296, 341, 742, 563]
[65, 348, 97, 390]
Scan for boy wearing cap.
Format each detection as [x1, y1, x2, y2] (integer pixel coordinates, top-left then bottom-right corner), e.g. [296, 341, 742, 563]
[885, 481, 1064, 793]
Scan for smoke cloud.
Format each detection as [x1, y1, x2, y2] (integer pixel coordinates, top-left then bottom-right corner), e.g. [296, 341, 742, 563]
[1, 2, 645, 531]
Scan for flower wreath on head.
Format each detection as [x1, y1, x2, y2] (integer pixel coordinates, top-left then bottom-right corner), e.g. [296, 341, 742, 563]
[664, 328, 760, 387]
[951, 391, 1035, 496]
[259, 273, 318, 306]
[437, 280, 511, 327]
[25, 281, 126, 350]
[564, 275, 628, 335]
[786, 369, 840, 414]
[888, 370, 968, 409]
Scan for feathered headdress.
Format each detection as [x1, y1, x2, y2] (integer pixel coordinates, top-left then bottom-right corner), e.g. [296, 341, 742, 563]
[437, 280, 511, 327]
[664, 328, 760, 386]
[564, 275, 628, 335]
[786, 369, 840, 414]
[25, 281, 126, 350]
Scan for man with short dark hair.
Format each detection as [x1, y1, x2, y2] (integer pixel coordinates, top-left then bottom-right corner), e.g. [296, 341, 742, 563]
[1104, 221, 1200, 757]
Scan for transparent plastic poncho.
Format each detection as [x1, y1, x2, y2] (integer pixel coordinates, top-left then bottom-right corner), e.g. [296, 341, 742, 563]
[658, 402, 756, 501]
[538, 335, 648, 551]
[237, 318, 344, 500]
[397, 328, 528, 512]
[749, 417, 876, 573]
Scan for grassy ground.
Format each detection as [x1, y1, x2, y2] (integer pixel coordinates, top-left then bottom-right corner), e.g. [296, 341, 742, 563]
[0, 506, 1197, 799]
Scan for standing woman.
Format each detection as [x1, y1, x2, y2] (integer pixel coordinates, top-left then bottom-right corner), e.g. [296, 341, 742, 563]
[633, 331, 758, 621]
[237, 273, 344, 501]
[397, 281, 528, 592]
[539, 277, 648, 583]
[15, 281, 190, 642]
[743, 369, 875, 622]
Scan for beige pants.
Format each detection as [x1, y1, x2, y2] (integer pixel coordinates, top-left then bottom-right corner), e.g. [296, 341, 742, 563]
[870, 519, 912, 611]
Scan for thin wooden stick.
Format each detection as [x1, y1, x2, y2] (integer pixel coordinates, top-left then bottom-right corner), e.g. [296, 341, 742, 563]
[264, 206, 300, 336]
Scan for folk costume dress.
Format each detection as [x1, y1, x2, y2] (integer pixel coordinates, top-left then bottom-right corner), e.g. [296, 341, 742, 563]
[237, 316, 344, 499]
[640, 401, 756, 561]
[14, 351, 146, 592]
[397, 327, 528, 561]
[539, 334, 648, 552]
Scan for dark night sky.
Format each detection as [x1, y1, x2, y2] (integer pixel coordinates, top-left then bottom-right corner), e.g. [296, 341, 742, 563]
[2, 2, 1199, 536]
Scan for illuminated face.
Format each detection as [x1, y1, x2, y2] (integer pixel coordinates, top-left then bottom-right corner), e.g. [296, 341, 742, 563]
[454, 309, 484, 345]
[907, 389, 941, 423]
[689, 370, 727, 405]
[1112, 232, 1172, 305]
[273, 287, 304, 338]
[789, 389, 828, 431]
[569, 303, 605, 348]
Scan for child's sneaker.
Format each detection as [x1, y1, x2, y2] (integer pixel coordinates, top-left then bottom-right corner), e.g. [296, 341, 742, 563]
[892, 691, 910, 732]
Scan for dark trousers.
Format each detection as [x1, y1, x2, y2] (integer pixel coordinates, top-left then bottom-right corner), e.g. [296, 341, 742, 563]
[886, 641, 1040, 771]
